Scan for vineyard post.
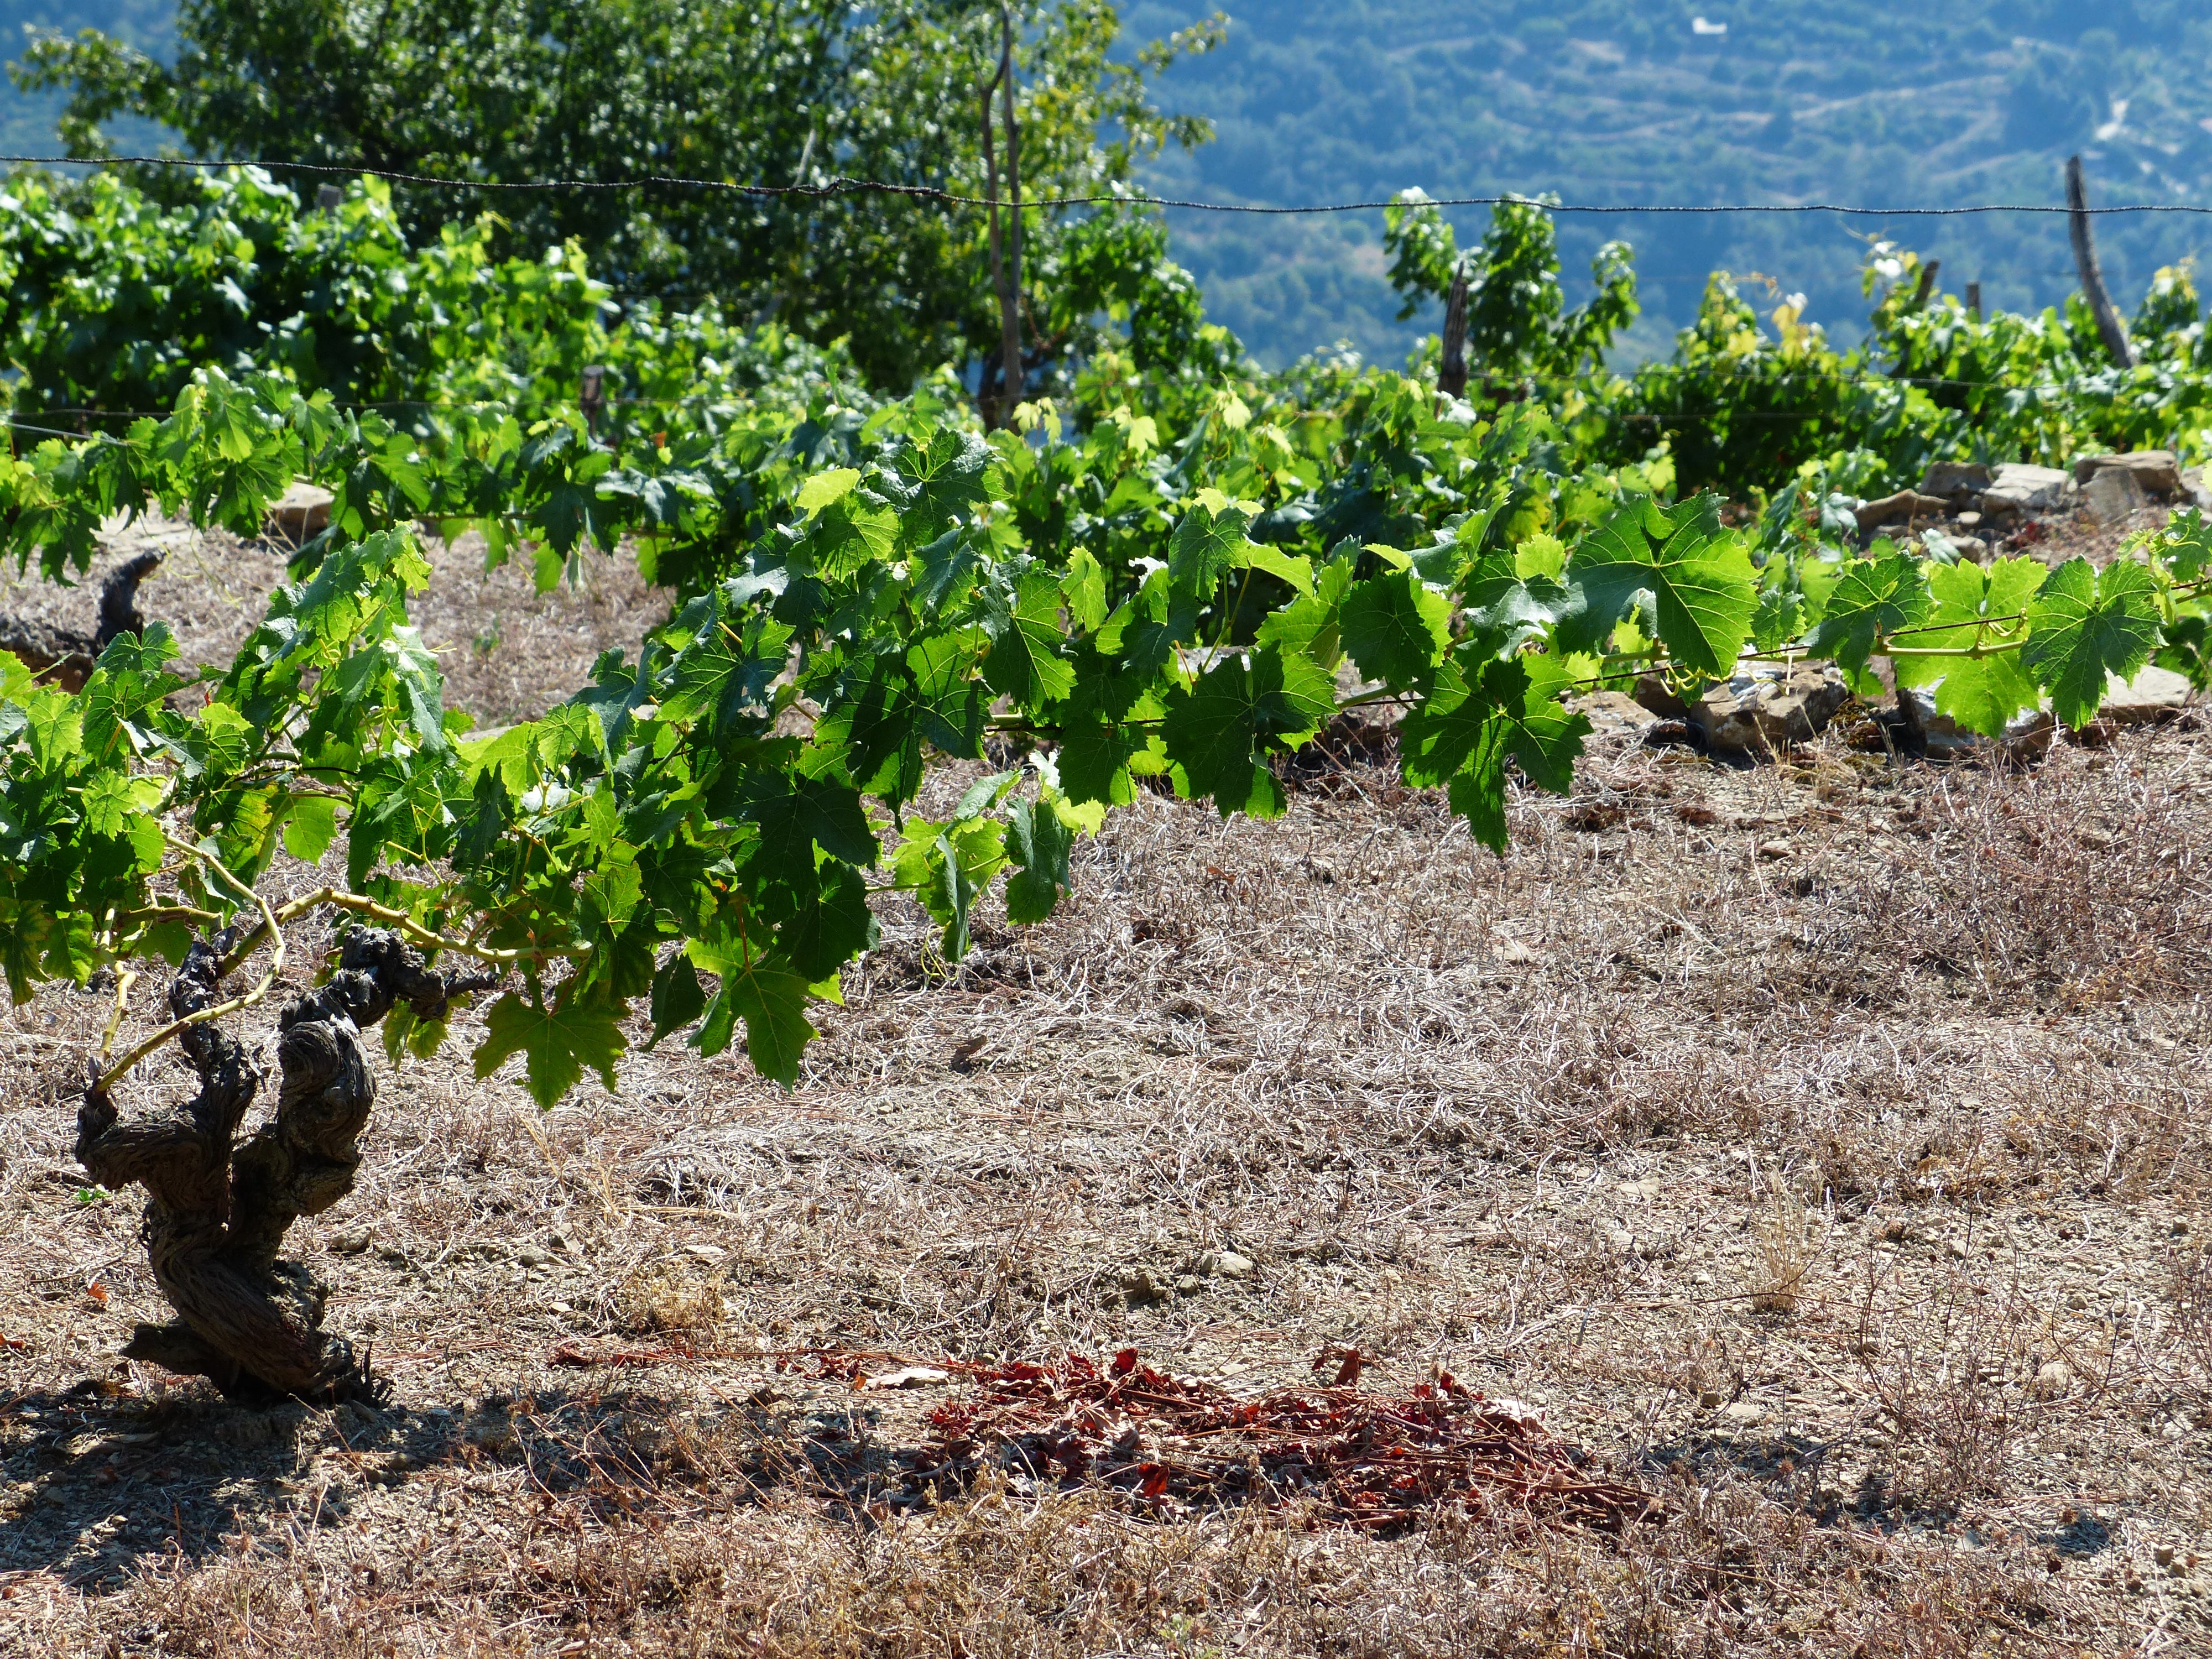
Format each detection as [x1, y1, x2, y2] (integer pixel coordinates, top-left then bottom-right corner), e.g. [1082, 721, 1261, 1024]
[2066, 155, 2135, 368]
[1439, 258, 1470, 400]
[997, 4, 1026, 422]
[1910, 259, 1940, 309]
[977, 50, 1014, 428]
[580, 366, 606, 438]
[1966, 281, 1981, 320]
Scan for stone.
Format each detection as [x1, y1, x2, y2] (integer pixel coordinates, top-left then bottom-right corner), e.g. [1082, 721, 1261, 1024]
[2096, 664, 2194, 728]
[1898, 682, 2056, 763]
[1687, 662, 1850, 754]
[1569, 690, 1657, 741]
[1919, 461, 1992, 500]
[2083, 465, 2148, 525]
[1631, 670, 1689, 719]
[1119, 1267, 1167, 1305]
[2031, 1360, 2072, 1400]
[1855, 490, 1952, 534]
[2182, 466, 2212, 512]
[1722, 1400, 1765, 1425]
[1979, 463, 2076, 516]
[1212, 1250, 1256, 1279]
[2072, 448, 2180, 496]
[267, 481, 333, 543]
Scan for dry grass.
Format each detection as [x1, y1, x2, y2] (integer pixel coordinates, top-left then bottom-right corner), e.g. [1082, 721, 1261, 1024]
[2, 530, 2212, 1652]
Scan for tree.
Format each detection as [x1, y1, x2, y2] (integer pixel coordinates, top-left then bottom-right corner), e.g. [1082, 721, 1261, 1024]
[11, 1, 1223, 393]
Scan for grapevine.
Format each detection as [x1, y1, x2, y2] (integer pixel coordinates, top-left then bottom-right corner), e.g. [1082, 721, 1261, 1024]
[5, 168, 2212, 1399]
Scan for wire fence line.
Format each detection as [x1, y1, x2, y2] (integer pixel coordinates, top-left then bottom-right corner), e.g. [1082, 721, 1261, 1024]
[6, 153, 2212, 220]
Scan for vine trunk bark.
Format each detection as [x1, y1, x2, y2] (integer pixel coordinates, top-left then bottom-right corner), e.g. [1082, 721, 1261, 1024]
[74, 928, 497, 1401]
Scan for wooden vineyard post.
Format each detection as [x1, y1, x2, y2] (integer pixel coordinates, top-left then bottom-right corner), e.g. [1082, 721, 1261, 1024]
[977, 44, 1016, 429]
[972, 6, 1026, 430]
[1439, 259, 1470, 400]
[998, 4, 1025, 420]
[1966, 281, 1981, 320]
[1911, 259, 1940, 309]
[2066, 155, 2135, 368]
[580, 366, 606, 438]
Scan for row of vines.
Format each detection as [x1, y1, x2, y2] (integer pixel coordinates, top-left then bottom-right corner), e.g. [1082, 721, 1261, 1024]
[2, 166, 2210, 1117]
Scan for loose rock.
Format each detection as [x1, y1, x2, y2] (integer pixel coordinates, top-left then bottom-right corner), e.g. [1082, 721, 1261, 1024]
[1979, 463, 2076, 517]
[2083, 466, 2148, 525]
[2073, 449, 2179, 497]
[267, 481, 334, 543]
[1687, 662, 1850, 755]
[1919, 461, 1992, 502]
[1898, 682, 2056, 763]
[2095, 664, 2193, 728]
[1855, 490, 1950, 534]
[1631, 671, 1689, 719]
[1569, 690, 1658, 742]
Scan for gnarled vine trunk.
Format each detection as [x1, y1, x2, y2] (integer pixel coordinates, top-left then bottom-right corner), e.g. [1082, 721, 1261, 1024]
[75, 928, 497, 1402]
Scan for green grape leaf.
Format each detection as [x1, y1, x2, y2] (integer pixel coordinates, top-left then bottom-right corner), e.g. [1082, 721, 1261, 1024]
[1004, 794, 1075, 924]
[1167, 491, 1255, 599]
[1255, 553, 1355, 666]
[281, 795, 340, 864]
[648, 951, 707, 1048]
[1062, 546, 1108, 631]
[897, 422, 994, 543]
[382, 1000, 450, 1068]
[1232, 541, 1315, 596]
[724, 771, 879, 874]
[2023, 556, 2161, 728]
[1338, 567, 1452, 687]
[796, 468, 861, 513]
[983, 569, 1078, 707]
[681, 938, 823, 1093]
[1886, 556, 2047, 737]
[1804, 547, 1931, 683]
[710, 951, 818, 1087]
[1558, 495, 1755, 675]
[780, 859, 876, 980]
[891, 818, 1006, 958]
[1400, 641, 1589, 852]
[662, 609, 795, 738]
[1161, 646, 1334, 818]
[802, 492, 900, 582]
[473, 984, 628, 1108]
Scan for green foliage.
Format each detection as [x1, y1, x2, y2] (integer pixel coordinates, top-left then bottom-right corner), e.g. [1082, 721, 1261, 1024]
[11, 0, 1223, 393]
[1384, 191, 1636, 385]
[7, 162, 2212, 1118]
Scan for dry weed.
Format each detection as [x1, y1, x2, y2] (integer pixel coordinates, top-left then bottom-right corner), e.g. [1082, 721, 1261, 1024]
[614, 1258, 729, 1339]
[1746, 1183, 1816, 1314]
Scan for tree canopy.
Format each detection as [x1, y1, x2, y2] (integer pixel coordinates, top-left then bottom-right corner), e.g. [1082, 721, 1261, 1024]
[11, 0, 1223, 390]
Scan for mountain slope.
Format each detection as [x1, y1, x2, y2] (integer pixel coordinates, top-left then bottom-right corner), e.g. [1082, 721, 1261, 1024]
[1125, 0, 2212, 366]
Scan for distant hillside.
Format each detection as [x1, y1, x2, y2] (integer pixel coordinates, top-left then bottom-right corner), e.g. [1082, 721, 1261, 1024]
[1125, 0, 2212, 368]
[0, 0, 171, 154]
[9, 2, 2211, 379]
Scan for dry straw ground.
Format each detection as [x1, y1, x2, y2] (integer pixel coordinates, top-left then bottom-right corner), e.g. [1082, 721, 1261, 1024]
[2, 525, 2211, 1656]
